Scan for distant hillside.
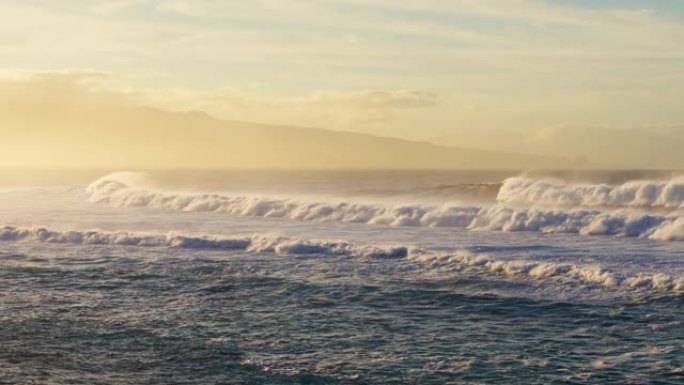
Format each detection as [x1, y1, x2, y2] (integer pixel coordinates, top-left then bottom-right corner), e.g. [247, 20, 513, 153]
[431, 126, 684, 170]
[1, 92, 575, 169]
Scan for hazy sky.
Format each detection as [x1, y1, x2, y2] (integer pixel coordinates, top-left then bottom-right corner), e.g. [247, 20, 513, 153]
[1, 0, 684, 153]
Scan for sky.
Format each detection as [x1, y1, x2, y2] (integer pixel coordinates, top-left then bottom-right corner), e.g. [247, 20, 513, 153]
[1, 0, 684, 167]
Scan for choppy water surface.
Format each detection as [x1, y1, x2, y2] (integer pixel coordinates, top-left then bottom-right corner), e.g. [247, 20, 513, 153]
[0, 170, 682, 384]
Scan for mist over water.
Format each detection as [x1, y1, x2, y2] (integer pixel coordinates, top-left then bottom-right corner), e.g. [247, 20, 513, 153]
[1, 169, 683, 384]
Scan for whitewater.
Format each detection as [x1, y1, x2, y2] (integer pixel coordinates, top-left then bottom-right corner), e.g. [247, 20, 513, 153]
[1, 170, 682, 384]
[86, 171, 684, 241]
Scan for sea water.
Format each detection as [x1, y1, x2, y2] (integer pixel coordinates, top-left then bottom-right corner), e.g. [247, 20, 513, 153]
[0, 170, 682, 384]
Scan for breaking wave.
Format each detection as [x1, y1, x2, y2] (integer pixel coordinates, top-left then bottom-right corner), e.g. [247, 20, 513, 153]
[0, 226, 408, 259]
[497, 176, 684, 208]
[85, 173, 684, 241]
[86, 172, 480, 228]
[1, 225, 681, 294]
[469, 206, 684, 241]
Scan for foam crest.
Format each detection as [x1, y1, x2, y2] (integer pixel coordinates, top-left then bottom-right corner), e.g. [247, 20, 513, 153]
[2, 225, 680, 294]
[469, 205, 683, 241]
[411, 251, 684, 293]
[497, 176, 684, 208]
[0, 226, 250, 249]
[0, 226, 406, 259]
[86, 173, 479, 228]
[86, 173, 684, 241]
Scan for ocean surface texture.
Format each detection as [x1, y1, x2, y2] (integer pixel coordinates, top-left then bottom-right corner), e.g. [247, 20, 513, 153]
[0, 170, 682, 384]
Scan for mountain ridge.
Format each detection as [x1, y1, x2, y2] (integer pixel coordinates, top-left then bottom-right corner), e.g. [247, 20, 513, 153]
[1, 96, 579, 169]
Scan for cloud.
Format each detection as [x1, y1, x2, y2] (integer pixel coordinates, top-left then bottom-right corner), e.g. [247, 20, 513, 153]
[287, 90, 438, 109]
[89, 0, 143, 14]
[133, 88, 439, 135]
[2, 1, 684, 141]
[0, 70, 128, 106]
[0, 70, 437, 137]
[0, 69, 108, 82]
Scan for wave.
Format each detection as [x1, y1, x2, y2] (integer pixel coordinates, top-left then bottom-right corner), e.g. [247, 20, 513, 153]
[0, 226, 408, 259]
[468, 206, 684, 241]
[497, 176, 684, 208]
[2, 225, 681, 294]
[86, 173, 480, 228]
[85, 173, 684, 241]
[411, 250, 684, 293]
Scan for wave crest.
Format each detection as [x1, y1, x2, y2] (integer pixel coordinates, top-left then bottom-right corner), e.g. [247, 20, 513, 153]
[0, 226, 407, 259]
[86, 173, 684, 241]
[497, 176, 684, 208]
[468, 205, 684, 240]
[87, 173, 479, 228]
[412, 250, 684, 293]
[1, 225, 681, 295]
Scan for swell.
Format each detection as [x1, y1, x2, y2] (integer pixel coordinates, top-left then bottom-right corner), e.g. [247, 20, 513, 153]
[349, 182, 501, 200]
[497, 176, 684, 208]
[1, 225, 681, 294]
[0, 226, 408, 259]
[411, 250, 684, 294]
[86, 173, 684, 241]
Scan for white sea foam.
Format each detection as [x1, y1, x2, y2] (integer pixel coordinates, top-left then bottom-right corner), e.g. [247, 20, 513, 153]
[468, 205, 682, 240]
[0, 226, 407, 259]
[86, 173, 479, 228]
[85, 173, 684, 241]
[411, 250, 684, 293]
[1, 225, 681, 294]
[497, 176, 684, 208]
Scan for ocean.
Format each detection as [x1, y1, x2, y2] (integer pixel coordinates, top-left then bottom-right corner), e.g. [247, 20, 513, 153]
[0, 169, 682, 384]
